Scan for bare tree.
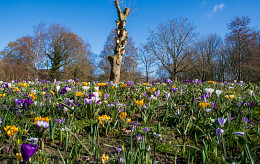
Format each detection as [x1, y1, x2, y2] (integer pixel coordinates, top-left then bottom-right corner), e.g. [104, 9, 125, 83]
[226, 16, 255, 81]
[138, 44, 156, 82]
[193, 34, 222, 81]
[146, 18, 197, 81]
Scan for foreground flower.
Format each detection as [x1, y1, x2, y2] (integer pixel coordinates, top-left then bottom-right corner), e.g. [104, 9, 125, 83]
[101, 153, 109, 163]
[199, 102, 210, 109]
[143, 127, 150, 133]
[215, 90, 222, 97]
[136, 134, 143, 141]
[21, 143, 38, 163]
[135, 99, 144, 106]
[16, 153, 22, 161]
[216, 128, 224, 144]
[233, 132, 245, 136]
[218, 118, 227, 127]
[242, 117, 249, 123]
[119, 112, 128, 120]
[98, 115, 111, 125]
[76, 91, 84, 97]
[4, 125, 18, 136]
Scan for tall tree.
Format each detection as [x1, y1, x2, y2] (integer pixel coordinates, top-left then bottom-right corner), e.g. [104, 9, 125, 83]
[146, 18, 196, 81]
[138, 44, 156, 82]
[44, 24, 91, 80]
[108, 0, 131, 83]
[0, 36, 36, 81]
[193, 34, 222, 81]
[226, 16, 255, 81]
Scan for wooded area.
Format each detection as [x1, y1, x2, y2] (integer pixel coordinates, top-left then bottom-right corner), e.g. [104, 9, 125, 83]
[0, 16, 259, 82]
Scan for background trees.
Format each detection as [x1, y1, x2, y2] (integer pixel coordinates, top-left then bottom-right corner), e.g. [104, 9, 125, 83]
[0, 16, 259, 83]
[145, 18, 197, 81]
[0, 23, 93, 81]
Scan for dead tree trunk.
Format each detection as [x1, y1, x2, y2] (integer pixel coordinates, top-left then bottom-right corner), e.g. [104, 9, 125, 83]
[108, 0, 130, 83]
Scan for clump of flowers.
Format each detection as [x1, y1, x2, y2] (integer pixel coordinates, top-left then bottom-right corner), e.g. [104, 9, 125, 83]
[34, 116, 50, 128]
[0, 93, 6, 97]
[97, 83, 107, 87]
[225, 95, 235, 99]
[29, 93, 36, 100]
[199, 102, 210, 109]
[98, 115, 111, 125]
[4, 125, 18, 136]
[18, 82, 28, 87]
[119, 112, 128, 120]
[135, 99, 144, 106]
[101, 153, 109, 163]
[76, 91, 84, 97]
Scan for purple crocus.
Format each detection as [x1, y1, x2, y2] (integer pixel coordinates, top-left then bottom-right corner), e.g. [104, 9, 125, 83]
[165, 79, 173, 84]
[233, 132, 245, 136]
[185, 79, 189, 83]
[21, 143, 38, 163]
[84, 98, 92, 104]
[55, 118, 65, 124]
[216, 128, 224, 144]
[104, 94, 109, 99]
[242, 117, 249, 123]
[136, 134, 143, 141]
[155, 90, 160, 97]
[172, 87, 178, 94]
[218, 118, 227, 127]
[143, 127, 150, 133]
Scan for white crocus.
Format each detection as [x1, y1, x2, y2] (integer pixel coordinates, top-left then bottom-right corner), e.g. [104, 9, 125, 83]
[205, 88, 214, 96]
[66, 87, 71, 92]
[56, 85, 60, 92]
[215, 90, 222, 97]
[249, 90, 254, 96]
[82, 86, 90, 92]
[94, 86, 99, 91]
[93, 92, 100, 98]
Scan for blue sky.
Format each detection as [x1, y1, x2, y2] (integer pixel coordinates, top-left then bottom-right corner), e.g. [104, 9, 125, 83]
[0, 0, 259, 55]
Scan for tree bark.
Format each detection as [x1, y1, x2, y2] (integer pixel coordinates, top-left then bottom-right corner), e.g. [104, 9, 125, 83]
[109, 0, 130, 83]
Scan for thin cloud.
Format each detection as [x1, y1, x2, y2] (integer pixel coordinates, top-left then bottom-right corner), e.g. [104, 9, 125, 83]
[207, 3, 225, 18]
[213, 3, 224, 13]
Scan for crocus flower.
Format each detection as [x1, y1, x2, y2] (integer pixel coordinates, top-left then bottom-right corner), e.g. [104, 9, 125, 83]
[205, 88, 214, 96]
[165, 93, 170, 100]
[143, 127, 150, 133]
[21, 143, 38, 163]
[84, 98, 92, 104]
[233, 132, 245, 136]
[218, 118, 227, 127]
[116, 148, 122, 153]
[27, 137, 38, 145]
[82, 86, 90, 92]
[165, 79, 173, 84]
[155, 90, 160, 97]
[136, 134, 143, 141]
[185, 79, 189, 83]
[242, 117, 249, 123]
[216, 128, 224, 144]
[172, 88, 178, 94]
[215, 90, 222, 97]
